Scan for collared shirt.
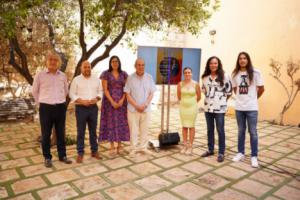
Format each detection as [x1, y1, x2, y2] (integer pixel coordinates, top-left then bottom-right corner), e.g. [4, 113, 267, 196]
[32, 69, 68, 104]
[69, 74, 102, 103]
[202, 73, 232, 113]
[124, 72, 156, 112]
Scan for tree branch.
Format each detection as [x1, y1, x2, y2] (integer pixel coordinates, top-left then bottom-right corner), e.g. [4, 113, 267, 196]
[73, 0, 88, 78]
[269, 74, 290, 99]
[74, 0, 125, 78]
[85, 0, 123, 58]
[8, 38, 33, 85]
[290, 88, 299, 108]
[287, 71, 294, 104]
[78, 0, 87, 58]
[90, 15, 128, 68]
[42, 15, 68, 72]
[86, 34, 109, 58]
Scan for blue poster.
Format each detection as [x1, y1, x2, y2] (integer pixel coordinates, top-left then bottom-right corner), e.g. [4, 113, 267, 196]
[137, 46, 201, 84]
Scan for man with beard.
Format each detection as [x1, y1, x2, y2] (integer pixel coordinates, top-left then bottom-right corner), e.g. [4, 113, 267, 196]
[69, 60, 102, 163]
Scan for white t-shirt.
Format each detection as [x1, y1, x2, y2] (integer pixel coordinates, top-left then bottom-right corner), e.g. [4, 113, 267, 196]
[202, 74, 232, 113]
[232, 69, 264, 111]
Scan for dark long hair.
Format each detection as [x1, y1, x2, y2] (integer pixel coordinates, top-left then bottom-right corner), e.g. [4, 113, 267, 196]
[201, 56, 225, 86]
[108, 55, 122, 72]
[232, 52, 254, 82]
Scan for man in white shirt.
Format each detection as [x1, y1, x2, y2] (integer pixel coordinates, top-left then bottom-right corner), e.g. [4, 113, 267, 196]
[69, 60, 102, 163]
[124, 58, 156, 157]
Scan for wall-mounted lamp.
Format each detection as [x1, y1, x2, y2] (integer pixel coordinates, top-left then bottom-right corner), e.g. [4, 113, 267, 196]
[209, 29, 216, 44]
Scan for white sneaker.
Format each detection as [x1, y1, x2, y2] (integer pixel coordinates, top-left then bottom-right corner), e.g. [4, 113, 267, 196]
[232, 153, 245, 162]
[251, 157, 259, 168]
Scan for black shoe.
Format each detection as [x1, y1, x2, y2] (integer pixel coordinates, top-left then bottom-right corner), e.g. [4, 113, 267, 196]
[201, 151, 214, 157]
[217, 154, 224, 162]
[59, 157, 72, 164]
[44, 159, 52, 168]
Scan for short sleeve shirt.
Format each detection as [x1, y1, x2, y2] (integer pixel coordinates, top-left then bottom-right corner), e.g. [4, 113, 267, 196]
[231, 69, 264, 111]
[202, 73, 232, 113]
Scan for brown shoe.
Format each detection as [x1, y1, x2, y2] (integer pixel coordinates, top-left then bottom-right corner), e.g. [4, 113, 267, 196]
[76, 155, 83, 163]
[91, 152, 102, 160]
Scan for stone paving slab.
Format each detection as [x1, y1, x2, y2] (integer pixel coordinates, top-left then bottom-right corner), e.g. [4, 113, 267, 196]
[11, 176, 47, 195]
[0, 108, 299, 199]
[72, 175, 111, 194]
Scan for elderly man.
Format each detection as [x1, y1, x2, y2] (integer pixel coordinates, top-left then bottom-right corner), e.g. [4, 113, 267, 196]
[69, 60, 102, 163]
[124, 58, 156, 157]
[32, 51, 72, 167]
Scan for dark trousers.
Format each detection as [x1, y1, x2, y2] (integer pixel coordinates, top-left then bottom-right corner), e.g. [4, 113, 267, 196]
[205, 112, 226, 155]
[75, 105, 99, 156]
[39, 103, 67, 160]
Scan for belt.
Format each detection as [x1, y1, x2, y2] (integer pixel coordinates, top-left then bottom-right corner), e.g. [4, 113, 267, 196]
[40, 102, 66, 106]
[75, 104, 97, 108]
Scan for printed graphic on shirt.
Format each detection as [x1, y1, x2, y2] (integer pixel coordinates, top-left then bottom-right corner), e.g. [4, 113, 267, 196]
[239, 75, 249, 95]
[232, 69, 264, 111]
[203, 76, 232, 113]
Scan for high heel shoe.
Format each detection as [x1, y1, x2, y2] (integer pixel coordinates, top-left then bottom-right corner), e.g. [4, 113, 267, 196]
[109, 148, 116, 156]
[116, 146, 125, 155]
[185, 146, 193, 155]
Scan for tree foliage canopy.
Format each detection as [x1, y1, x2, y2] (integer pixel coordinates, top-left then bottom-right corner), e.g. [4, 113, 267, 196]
[0, 0, 219, 92]
[0, 0, 77, 85]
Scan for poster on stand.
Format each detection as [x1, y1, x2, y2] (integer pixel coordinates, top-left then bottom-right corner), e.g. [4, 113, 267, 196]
[137, 46, 201, 84]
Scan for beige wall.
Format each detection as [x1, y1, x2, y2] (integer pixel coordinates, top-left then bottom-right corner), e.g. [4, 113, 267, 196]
[95, 0, 300, 125]
[179, 0, 300, 125]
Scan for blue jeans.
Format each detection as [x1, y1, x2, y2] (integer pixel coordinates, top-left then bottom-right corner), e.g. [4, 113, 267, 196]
[235, 110, 258, 157]
[75, 105, 99, 155]
[204, 112, 225, 155]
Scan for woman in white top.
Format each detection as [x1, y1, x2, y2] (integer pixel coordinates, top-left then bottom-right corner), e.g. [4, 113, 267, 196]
[201, 56, 232, 162]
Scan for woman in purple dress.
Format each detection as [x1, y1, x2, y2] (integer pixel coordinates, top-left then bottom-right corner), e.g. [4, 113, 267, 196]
[99, 55, 130, 155]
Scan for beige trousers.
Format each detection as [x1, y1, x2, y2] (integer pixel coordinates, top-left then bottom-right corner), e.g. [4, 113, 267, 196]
[128, 110, 150, 151]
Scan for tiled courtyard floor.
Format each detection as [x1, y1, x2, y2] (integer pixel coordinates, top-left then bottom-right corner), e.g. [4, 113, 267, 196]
[0, 107, 299, 200]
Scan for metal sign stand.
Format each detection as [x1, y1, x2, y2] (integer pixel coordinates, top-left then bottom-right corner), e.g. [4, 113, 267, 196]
[148, 79, 167, 152]
[148, 60, 178, 152]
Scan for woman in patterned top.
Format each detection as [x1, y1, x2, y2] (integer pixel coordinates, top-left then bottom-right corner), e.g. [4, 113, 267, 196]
[201, 56, 232, 162]
[99, 55, 130, 155]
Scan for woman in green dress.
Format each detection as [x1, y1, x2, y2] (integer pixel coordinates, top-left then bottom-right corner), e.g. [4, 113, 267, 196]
[177, 67, 201, 155]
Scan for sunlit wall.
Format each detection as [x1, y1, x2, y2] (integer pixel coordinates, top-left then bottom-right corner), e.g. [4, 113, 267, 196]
[92, 0, 300, 125]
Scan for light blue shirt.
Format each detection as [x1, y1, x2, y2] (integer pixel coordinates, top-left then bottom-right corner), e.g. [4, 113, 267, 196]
[124, 72, 156, 112]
